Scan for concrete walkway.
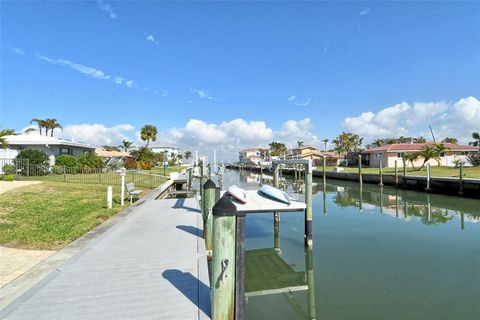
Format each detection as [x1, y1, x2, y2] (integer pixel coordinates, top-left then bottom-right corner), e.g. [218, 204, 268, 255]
[0, 247, 55, 288]
[0, 181, 42, 195]
[0, 196, 210, 319]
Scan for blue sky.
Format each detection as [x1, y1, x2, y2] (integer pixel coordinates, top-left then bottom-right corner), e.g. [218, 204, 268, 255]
[1, 1, 479, 158]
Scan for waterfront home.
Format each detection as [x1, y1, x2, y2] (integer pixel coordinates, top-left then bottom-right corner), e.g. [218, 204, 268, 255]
[150, 145, 179, 157]
[95, 148, 132, 166]
[239, 148, 262, 164]
[0, 134, 95, 166]
[285, 146, 342, 166]
[362, 143, 478, 168]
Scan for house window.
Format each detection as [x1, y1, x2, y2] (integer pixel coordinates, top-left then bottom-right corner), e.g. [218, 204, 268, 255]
[397, 152, 404, 158]
[440, 152, 446, 157]
[60, 147, 72, 155]
[375, 153, 383, 160]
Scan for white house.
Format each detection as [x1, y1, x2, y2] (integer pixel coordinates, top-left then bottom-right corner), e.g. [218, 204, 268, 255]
[0, 134, 96, 167]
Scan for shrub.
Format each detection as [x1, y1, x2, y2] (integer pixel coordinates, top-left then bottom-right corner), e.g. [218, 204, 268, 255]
[135, 147, 156, 164]
[0, 175, 14, 181]
[55, 155, 77, 167]
[124, 158, 138, 169]
[77, 153, 105, 168]
[16, 149, 49, 166]
[138, 161, 153, 170]
[2, 164, 16, 175]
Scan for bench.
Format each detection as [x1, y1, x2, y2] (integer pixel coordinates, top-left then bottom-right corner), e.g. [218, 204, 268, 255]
[126, 182, 143, 203]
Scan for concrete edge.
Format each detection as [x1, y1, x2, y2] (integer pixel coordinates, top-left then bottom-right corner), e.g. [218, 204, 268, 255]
[0, 183, 170, 312]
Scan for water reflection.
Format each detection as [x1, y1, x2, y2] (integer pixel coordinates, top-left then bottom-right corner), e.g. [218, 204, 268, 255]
[245, 232, 317, 319]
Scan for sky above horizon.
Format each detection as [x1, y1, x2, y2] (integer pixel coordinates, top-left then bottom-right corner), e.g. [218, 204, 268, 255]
[1, 1, 479, 160]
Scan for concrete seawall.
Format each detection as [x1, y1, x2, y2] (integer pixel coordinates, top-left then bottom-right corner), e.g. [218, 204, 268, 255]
[227, 164, 480, 199]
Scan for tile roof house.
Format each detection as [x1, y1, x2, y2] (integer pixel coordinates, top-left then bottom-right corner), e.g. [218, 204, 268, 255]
[362, 143, 478, 168]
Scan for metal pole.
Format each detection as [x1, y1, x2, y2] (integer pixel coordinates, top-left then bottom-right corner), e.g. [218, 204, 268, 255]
[211, 195, 237, 320]
[203, 179, 216, 253]
[358, 155, 362, 185]
[305, 160, 313, 246]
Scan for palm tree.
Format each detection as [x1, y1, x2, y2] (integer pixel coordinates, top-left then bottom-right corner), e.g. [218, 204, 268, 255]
[322, 139, 329, 150]
[30, 118, 46, 135]
[432, 143, 449, 166]
[441, 137, 458, 144]
[470, 132, 480, 152]
[403, 152, 419, 170]
[332, 132, 363, 155]
[184, 151, 192, 160]
[398, 136, 408, 144]
[0, 129, 15, 149]
[373, 138, 385, 147]
[24, 128, 37, 134]
[44, 118, 62, 137]
[140, 124, 157, 147]
[119, 140, 133, 152]
[413, 136, 426, 143]
[297, 140, 304, 148]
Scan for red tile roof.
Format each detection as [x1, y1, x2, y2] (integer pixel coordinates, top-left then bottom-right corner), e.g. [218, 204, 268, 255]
[365, 143, 477, 153]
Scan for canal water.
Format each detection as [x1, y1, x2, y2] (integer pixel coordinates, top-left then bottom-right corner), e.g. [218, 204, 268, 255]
[221, 169, 480, 320]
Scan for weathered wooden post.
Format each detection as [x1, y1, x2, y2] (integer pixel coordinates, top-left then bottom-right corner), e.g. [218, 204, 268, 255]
[305, 246, 316, 320]
[322, 155, 326, 186]
[305, 160, 313, 246]
[459, 162, 464, 195]
[358, 155, 363, 185]
[425, 163, 432, 191]
[187, 168, 192, 191]
[200, 176, 207, 212]
[394, 159, 399, 187]
[203, 179, 216, 253]
[273, 163, 280, 224]
[403, 158, 407, 177]
[379, 161, 384, 187]
[274, 220, 280, 253]
[211, 195, 237, 320]
[63, 165, 66, 182]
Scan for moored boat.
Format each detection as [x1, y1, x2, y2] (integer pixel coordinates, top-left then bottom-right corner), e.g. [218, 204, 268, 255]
[227, 185, 249, 204]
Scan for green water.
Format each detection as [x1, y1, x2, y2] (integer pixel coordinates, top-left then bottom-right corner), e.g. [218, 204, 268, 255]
[222, 169, 480, 320]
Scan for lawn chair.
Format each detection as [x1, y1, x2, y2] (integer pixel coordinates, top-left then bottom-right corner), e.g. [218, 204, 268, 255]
[126, 182, 143, 204]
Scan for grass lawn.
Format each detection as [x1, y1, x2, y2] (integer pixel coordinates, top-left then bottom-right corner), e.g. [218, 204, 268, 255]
[0, 182, 152, 250]
[149, 166, 186, 176]
[317, 166, 480, 179]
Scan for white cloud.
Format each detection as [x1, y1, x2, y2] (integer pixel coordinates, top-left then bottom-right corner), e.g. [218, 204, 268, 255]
[342, 96, 480, 144]
[37, 53, 139, 89]
[359, 8, 371, 16]
[276, 118, 319, 147]
[60, 124, 134, 146]
[288, 95, 311, 107]
[190, 88, 218, 100]
[37, 54, 111, 80]
[97, 0, 117, 19]
[151, 118, 318, 161]
[146, 35, 159, 44]
[9, 46, 26, 55]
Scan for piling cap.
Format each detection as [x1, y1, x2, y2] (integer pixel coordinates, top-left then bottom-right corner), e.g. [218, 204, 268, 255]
[203, 178, 216, 190]
[212, 194, 237, 217]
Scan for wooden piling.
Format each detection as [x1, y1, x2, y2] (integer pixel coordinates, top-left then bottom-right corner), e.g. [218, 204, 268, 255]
[358, 155, 363, 185]
[304, 160, 313, 246]
[379, 161, 384, 187]
[394, 160, 398, 187]
[459, 162, 464, 195]
[200, 176, 207, 212]
[203, 179, 216, 252]
[305, 247, 316, 320]
[211, 195, 237, 320]
[187, 168, 192, 191]
[273, 164, 280, 224]
[425, 163, 432, 191]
